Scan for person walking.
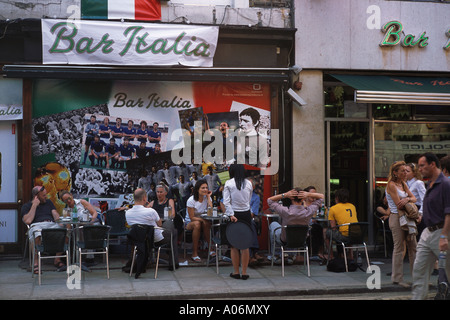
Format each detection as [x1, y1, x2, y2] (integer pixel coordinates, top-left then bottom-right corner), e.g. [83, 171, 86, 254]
[412, 153, 450, 299]
[223, 164, 253, 280]
[385, 161, 417, 288]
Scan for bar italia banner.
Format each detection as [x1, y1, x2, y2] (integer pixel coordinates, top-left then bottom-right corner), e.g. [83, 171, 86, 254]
[81, 0, 161, 21]
[41, 19, 219, 67]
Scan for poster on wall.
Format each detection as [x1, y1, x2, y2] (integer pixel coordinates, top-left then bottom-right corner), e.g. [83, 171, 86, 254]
[31, 80, 272, 215]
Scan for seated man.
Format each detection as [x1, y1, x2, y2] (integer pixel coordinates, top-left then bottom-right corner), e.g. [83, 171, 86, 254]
[21, 186, 65, 273]
[268, 188, 324, 263]
[325, 188, 359, 259]
[124, 188, 177, 278]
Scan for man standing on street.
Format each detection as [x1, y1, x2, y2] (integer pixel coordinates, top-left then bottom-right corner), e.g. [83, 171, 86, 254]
[412, 152, 450, 300]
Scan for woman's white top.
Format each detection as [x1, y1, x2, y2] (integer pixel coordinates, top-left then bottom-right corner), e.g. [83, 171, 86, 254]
[407, 178, 426, 214]
[222, 178, 252, 216]
[185, 195, 208, 223]
[386, 185, 408, 214]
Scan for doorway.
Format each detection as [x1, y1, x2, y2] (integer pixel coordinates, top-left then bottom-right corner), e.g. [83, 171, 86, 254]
[326, 121, 369, 223]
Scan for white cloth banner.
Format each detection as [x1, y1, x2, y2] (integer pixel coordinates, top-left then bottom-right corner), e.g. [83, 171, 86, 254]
[41, 19, 219, 67]
[0, 105, 23, 120]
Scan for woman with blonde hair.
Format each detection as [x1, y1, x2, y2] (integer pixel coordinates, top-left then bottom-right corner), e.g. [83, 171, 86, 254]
[385, 161, 417, 287]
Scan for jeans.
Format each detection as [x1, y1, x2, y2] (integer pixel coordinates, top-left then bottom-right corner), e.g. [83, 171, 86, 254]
[269, 221, 283, 256]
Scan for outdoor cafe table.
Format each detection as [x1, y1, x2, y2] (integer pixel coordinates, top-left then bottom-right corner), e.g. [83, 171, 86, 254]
[56, 218, 95, 265]
[200, 213, 231, 264]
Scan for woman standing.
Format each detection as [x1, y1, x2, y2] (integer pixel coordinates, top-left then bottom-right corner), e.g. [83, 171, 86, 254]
[223, 164, 253, 280]
[385, 161, 417, 287]
[405, 163, 426, 236]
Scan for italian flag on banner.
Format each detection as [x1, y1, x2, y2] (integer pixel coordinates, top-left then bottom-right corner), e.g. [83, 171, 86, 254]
[81, 0, 161, 21]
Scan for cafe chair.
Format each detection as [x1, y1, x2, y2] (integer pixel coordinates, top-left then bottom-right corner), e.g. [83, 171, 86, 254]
[154, 226, 176, 278]
[104, 209, 129, 245]
[280, 225, 310, 277]
[128, 224, 154, 278]
[329, 222, 371, 272]
[32, 228, 70, 285]
[176, 209, 193, 259]
[207, 222, 230, 274]
[129, 225, 176, 279]
[373, 210, 392, 258]
[75, 225, 111, 280]
[22, 224, 33, 269]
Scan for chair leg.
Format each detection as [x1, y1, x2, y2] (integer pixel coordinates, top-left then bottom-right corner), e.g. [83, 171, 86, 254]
[155, 247, 161, 279]
[305, 249, 310, 277]
[281, 247, 285, 277]
[364, 244, 371, 271]
[106, 247, 109, 279]
[79, 248, 82, 281]
[342, 243, 349, 272]
[38, 252, 42, 285]
[215, 243, 219, 274]
[130, 246, 137, 277]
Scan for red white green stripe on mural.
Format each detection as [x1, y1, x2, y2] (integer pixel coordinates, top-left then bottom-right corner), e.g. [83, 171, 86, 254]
[81, 0, 161, 21]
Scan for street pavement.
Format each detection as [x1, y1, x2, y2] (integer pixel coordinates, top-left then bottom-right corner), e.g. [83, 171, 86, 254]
[0, 250, 437, 301]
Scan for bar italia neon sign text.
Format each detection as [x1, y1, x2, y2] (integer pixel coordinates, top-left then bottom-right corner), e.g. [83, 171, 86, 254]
[380, 21, 450, 50]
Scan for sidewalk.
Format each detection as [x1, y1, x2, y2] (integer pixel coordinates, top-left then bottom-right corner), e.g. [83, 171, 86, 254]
[0, 251, 429, 300]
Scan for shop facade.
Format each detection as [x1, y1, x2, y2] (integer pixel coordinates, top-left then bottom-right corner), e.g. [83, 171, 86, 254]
[291, 0, 450, 243]
[0, 14, 296, 254]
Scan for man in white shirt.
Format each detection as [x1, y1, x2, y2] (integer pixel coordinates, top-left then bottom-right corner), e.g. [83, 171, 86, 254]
[125, 188, 177, 277]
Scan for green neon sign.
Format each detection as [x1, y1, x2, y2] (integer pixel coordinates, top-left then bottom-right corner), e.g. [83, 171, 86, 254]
[380, 21, 429, 48]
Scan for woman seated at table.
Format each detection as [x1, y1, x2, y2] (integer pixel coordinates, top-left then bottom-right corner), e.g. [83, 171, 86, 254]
[148, 183, 179, 269]
[185, 179, 213, 262]
[60, 190, 99, 223]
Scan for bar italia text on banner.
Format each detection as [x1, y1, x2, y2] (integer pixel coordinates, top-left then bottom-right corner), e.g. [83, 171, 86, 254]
[41, 19, 219, 67]
[81, 0, 161, 21]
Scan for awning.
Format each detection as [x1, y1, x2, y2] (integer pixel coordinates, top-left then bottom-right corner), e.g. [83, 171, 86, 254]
[330, 74, 450, 105]
[2, 65, 290, 83]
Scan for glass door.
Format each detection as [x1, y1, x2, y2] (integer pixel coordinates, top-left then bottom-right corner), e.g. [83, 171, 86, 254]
[326, 121, 369, 223]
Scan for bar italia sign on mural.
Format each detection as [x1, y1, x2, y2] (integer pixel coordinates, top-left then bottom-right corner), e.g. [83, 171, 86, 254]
[41, 19, 219, 67]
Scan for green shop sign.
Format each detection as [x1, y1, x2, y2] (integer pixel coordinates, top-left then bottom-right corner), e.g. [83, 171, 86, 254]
[380, 21, 450, 50]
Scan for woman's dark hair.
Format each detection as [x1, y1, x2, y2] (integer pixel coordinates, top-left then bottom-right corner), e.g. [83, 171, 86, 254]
[193, 179, 208, 201]
[229, 164, 246, 190]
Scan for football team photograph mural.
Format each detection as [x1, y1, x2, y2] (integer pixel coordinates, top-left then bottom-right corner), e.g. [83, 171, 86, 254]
[31, 79, 274, 216]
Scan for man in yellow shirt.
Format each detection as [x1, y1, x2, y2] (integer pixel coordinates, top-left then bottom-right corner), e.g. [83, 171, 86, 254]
[326, 188, 358, 259]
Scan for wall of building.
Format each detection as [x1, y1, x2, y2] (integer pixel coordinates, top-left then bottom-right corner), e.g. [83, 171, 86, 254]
[291, 70, 325, 192]
[295, 0, 450, 72]
[0, 1, 291, 28]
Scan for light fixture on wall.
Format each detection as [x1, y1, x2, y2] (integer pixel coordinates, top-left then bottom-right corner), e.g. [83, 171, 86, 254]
[290, 65, 302, 75]
[286, 88, 307, 106]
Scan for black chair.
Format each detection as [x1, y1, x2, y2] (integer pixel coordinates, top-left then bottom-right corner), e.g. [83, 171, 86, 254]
[129, 225, 176, 279]
[176, 208, 193, 259]
[104, 209, 129, 244]
[373, 211, 392, 258]
[32, 228, 70, 285]
[207, 222, 230, 274]
[75, 225, 111, 280]
[329, 222, 371, 272]
[128, 224, 154, 278]
[280, 225, 310, 277]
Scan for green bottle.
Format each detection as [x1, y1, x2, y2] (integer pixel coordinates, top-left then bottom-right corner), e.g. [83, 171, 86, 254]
[72, 205, 78, 222]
